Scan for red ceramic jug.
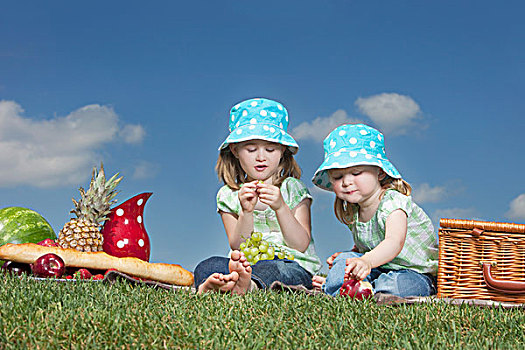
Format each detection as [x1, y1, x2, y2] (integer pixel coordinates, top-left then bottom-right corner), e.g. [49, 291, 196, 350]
[101, 192, 152, 261]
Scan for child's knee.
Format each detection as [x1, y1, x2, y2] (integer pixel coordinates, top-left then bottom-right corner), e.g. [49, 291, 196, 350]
[374, 270, 433, 297]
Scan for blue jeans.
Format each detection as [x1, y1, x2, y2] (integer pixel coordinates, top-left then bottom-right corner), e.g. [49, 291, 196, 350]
[323, 251, 436, 297]
[194, 256, 313, 290]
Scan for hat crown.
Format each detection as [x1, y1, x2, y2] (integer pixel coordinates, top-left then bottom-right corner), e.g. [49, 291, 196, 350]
[323, 124, 386, 159]
[312, 124, 402, 191]
[229, 98, 289, 133]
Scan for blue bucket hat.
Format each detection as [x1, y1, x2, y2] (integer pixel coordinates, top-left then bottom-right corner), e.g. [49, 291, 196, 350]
[219, 98, 299, 154]
[312, 124, 402, 191]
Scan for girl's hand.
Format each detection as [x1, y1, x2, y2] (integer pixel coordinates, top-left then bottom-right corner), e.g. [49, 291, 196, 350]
[326, 252, 342, 269]
[256, 183, 285, 211]
[238, 181, 258, 213]
[344, 257, 372, 281]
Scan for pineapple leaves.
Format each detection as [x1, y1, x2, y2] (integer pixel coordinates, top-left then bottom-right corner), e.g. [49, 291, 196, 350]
[70, 163, 123, 225]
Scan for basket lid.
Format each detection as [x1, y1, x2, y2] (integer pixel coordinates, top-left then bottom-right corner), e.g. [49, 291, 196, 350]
[440, 218, 525, 233]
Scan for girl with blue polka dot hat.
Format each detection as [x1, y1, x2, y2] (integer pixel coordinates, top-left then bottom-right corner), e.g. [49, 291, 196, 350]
[311, 124, 438, 298]
[194, 98, 321, 294]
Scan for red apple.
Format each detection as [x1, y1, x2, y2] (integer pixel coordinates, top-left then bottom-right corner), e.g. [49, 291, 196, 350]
[1, 261, 31, 276]
[31, 253, 66, 278]
[340, 279, 374, 300]
[37, 239, 59, 247]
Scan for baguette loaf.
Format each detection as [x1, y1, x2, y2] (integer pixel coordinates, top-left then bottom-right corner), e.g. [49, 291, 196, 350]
[0, 243, 194, 286]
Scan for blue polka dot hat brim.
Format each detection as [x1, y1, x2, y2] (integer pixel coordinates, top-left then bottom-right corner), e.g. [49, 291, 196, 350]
[218, 97, 299, 154]
[219, 123, 299, 154]
[311, 124, 402, 191]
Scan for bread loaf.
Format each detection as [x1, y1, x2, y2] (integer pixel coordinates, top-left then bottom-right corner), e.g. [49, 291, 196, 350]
[0, 243, 194, 286]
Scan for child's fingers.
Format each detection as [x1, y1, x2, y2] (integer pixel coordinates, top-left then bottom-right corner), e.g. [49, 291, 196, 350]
[258, 195, 277, 205]
[256, 191, 278, 201]
[345, 260, 370, 281]
[345, 258, 364, 279]
[357, 270, 369, 281]
[240, 193, 256, 202]
[240, 187, 258, 199]
[327, 252, 341, 266]
[256, 185, 279, 196]
[352, 266, 364, 280]
[258, 194, 280, 208]
[241, 183, 257, 194]
[345, 260, 356, 275]
[241, 185, 257, 194]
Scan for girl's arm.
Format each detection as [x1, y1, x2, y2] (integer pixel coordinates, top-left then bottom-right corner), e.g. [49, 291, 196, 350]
[346, 209, 407, 280]
[221, 181, 259, 250]
[274, 198, 312, 252]
[258, 183, 311, 252]
[220, 210, 254, 250]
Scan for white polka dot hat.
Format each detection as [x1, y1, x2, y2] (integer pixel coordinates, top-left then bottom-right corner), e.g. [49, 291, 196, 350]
[312, 124, 402, 191]
[219, 98, 299, 154]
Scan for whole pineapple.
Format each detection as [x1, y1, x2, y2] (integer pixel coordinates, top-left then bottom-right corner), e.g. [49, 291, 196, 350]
[58, 164, 123, 252]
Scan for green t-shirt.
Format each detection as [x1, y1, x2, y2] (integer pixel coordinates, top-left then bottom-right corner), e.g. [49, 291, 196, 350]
[217, 177, 322, 275]
[350, 189, 438, 275]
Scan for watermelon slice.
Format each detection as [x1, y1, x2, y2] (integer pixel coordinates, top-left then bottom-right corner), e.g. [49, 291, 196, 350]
[0, 207, 56, 247]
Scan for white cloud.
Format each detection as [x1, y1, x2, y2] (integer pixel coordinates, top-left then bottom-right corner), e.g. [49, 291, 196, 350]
[132, 161, 160, 180]
[0, 100, 144, 188]
[412, 183, 447, 204]
[290, 109, 363, 142]
[355, 93, 421, 134]
[119, 124, 145, 144]
[505, 194, 525, 221]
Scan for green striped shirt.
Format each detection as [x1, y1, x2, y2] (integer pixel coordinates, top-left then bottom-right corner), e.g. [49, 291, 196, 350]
[217, 177, 322, 275]
[350, 189, 438, 275]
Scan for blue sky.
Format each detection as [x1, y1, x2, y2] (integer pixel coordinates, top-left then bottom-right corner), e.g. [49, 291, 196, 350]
[1, 1, 524, 273]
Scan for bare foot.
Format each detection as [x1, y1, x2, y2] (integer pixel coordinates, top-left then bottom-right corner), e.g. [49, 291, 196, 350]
[228, 250, 253, 295]
[197, 251, 253, 295]
[312, 275, 326, 292]
[197, 271, 239, 294]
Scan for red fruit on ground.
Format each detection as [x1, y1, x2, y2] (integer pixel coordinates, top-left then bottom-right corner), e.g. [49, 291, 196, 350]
[74, 268, 92, 280]
[104, 268, 117, 275]
[340, 279, 374, 300]
[31, 253, 66, 278]
[37, 239, 59, 247]
[1, 261, 31, 276]
[92, 274, 104, 280]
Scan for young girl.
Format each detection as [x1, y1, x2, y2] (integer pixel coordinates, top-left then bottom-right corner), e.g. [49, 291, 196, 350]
[194, 98, 322, 294]
[311, 124, 438, 298]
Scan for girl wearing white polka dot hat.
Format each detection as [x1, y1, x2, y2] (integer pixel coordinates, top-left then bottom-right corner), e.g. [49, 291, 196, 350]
[194, 98, 321, 294]
[311, 124, 438, 298]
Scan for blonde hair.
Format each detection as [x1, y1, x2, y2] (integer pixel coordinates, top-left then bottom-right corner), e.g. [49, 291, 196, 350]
[216, 146, 301, 190]
[334, 174, 412, 226]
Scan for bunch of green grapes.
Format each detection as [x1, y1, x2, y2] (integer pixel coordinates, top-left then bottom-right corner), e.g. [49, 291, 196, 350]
[240, 231, 295, 265]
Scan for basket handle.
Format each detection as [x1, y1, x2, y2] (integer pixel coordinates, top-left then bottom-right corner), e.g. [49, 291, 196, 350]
[482, 263, 525, 294]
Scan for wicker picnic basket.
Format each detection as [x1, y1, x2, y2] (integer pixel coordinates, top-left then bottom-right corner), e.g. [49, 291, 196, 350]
[438, 218, 525, 303]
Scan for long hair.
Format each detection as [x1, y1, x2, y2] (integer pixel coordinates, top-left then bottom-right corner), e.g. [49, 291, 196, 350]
[334, 174, 412, 226]
[216, 146, 301, 191]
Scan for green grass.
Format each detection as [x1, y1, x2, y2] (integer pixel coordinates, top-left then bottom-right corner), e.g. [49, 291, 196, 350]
[0, 274, 524, 349]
